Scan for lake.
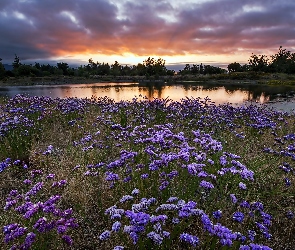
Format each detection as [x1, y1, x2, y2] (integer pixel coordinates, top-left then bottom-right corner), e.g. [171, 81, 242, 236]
[0, 82, 295, 112]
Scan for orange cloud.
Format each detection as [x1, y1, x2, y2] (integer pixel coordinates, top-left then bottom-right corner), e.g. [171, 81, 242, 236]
[0, 0, 294, 65]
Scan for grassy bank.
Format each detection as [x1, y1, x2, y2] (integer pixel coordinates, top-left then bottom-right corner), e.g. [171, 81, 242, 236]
[0, 95, 295, 249]
[1, 73, 295, 87]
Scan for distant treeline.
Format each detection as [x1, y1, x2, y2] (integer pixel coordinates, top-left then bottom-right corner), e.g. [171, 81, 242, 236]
[0, 46, 294, 80]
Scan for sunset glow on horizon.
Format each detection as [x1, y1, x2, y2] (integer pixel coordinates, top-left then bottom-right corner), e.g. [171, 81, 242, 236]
[0, 0, 294, 68]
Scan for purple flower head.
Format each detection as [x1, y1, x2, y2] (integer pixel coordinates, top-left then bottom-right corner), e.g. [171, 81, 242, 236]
[286, 211, 294, 219]
[180, 233, 199, 247]
[112, 221, 121, 232]
[200, 180, 214, 189]
[30, 169, 43, 178]
[156, 204, 178, 212]
[147, 231, 164, 245]
[220, 155, 227, 166]
[129, 232, 139, 244]
[57, 225, 67, 234]
[114, 246, 124, 250]
[172, 217, 180, 224]
[46, 173, 55, 179]
[26, 182, 43, 197]
[213, 210, 222, 219]
[233, 212, 245, 223]
[240, 200, 250, 208]
[62, 235, 73, 246]
[150, 215, 168, 224]
[131, 188, 140, 196]
[251, 202, 264, 212]
[13, 160, 21, 165]
[120, 195, 133, 203]
[99, 230, 111, 240]
[207, 159, 214, 165]
[23, 179, 32, 185]
[201, 214, 213, 233]
[239, 182, 247, 190]
[141, 173, 149, 179]
[3, 224, 27, 244]
[125, 211, 150, 231]
[285, 178, 291, 187]
[23, 232, 36, 248]
[9, 190, 18, 196]
[178, 201, 197, 218]
[159, 180, 169, 190]
[105, 172, 119, 181]
[167, 170, 178, 179]
[123, 176, 132, 182]
[230, 194, 237, 204]
[248, 243, 272, 250]
[166, 196, 178, 203]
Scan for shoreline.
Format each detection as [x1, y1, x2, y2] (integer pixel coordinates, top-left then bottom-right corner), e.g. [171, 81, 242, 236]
[1, 75, 295, 87]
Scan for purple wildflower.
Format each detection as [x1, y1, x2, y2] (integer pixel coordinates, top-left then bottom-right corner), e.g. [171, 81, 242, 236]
[220, 155, 227, 166]
[46, 173, 55, 179]
[114, 246, 124, 250]
[240, 200, 250, 208]
[112, 221, 121, 232]
[239, 182, 247, 190]
[166, 196, 178, 203]
[141, 173, 149, 179]
[180, 233, 199, 247]
[147, 231, 164, 245]
[23, 179, 32, 185]
[120, 195, 133, 203]
[233, 212, 245, 223]
[131, 188, 140, 196]
[286, 211, 294, 219]
[105, 172, 119, 181]
[99, 230, 111, 240]
[129, 232, 139, 244]
[200, 180, 214, 189]
[213, 210, 222, 219]
[230, 194, 237, 203]
[62, 235, 73, 246]
[285, 178, 291, 186]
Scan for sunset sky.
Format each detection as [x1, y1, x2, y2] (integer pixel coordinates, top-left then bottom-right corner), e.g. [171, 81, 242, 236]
[0, 0, 294, 69]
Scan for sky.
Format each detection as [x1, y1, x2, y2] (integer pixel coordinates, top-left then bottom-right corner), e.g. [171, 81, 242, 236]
[0, 0, 295, 69]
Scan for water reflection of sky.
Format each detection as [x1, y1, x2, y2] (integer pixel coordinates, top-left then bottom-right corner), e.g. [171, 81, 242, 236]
[0, 83, 292, 109]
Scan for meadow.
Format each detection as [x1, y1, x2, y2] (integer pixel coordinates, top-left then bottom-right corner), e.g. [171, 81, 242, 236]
[0, 94, 294, 249]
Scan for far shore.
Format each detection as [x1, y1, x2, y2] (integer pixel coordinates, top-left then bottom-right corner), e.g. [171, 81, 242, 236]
[1, 73, 295, 87]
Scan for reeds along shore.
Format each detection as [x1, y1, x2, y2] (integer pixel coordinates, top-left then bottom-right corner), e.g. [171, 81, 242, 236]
[1, 94, 295, 249]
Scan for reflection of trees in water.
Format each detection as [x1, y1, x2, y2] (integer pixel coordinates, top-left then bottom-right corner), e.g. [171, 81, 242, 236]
[198, 85, 219, 91]
[222, 84, 295, 102]
[138, 85, 163, 100]
[115, 87, 122, 92]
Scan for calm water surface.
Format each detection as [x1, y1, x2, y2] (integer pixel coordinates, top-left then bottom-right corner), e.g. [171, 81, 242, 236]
[0, 82, 295, 112]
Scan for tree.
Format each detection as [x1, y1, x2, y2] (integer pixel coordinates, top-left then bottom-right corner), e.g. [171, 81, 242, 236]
[143, 57, 167, 76]
[57, 62, 69, 75]
[12, 54, 21, 69]
[111, 61, 121, 76]
[269, 46, 295, 73]
[248, 53, 269, 72]
[135, 63, 146, 76]
[190, 64, 200, 74]
[228, 62, 243, 72]
[0, 58, 5, 79]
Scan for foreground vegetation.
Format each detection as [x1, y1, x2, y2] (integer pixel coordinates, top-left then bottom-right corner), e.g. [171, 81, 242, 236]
[1, 95, 295, 249]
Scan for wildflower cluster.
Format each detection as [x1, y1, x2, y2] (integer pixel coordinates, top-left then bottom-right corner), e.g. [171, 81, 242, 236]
[1, 95, 294, 249]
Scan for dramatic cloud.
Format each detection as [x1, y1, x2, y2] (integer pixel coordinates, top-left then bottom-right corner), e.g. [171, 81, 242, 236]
[0, 0, 294, 64]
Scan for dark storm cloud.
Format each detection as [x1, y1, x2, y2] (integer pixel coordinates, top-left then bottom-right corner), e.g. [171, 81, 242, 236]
[0, 0, 294, 63]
